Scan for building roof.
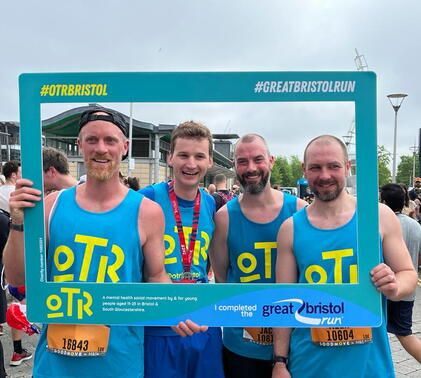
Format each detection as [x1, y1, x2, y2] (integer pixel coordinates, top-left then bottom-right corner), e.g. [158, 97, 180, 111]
[42, 105, 172, 138]
[40, 106, 234, 173]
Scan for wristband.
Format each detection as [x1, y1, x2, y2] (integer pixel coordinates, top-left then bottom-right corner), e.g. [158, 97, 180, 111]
[10, 223, 24, 232]
[272, 355, 288, 366]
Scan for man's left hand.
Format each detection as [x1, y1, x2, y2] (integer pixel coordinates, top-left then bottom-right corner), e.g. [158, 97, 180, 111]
[370, 263, 398, 299]
[171, 319, 208, 337]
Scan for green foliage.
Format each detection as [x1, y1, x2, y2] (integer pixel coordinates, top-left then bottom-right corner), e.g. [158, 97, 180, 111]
[271, 155, 303, 187]
[270, 157, 282, 185]
[397, 154, 420, 185]
[271, 146, 394, 188]
[290, 155, 303, 186]
[377, 145, 391, 187]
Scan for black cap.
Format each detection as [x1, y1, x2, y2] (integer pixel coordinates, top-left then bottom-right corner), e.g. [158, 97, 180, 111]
[78, 107, 128, 137]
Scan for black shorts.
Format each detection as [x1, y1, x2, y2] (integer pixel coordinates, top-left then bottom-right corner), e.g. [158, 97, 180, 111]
[387, 299, 414, 336]
[223, 346, 272, 378]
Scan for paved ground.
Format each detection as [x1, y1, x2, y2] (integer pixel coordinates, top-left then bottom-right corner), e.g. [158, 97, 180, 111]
[2, 280, 421, 377]
[390, 276, 421, 377]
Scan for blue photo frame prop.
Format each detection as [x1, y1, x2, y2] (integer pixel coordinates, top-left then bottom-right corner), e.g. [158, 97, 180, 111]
[19, 71, 380, 327]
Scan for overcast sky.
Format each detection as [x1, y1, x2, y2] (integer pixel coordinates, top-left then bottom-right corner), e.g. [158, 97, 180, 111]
[1, 1, 419, 161]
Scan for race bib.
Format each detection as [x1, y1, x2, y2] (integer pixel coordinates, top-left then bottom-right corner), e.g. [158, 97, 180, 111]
[311, 327, 372, 347]
[243, 327, 273, 345]
[47, 324, 110, 357]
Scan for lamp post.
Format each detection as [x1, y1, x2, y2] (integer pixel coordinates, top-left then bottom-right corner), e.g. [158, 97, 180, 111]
[410, 143, 418, 186]
[387, 93, 407, 183]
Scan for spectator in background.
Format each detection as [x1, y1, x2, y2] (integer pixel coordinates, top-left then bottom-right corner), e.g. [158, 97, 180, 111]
[43, 147, 78, 193]
[232, 184, 240, 197]
[409, 178, 421, 223]
[381, 183, 421, 363]
[124, 176, 140, 191]
[400, 184, 417, 220]
[208, 183, 216, 195]
[0, 161, 30, 366]
[211, 174, 235, 212]
[0, 161, 21, 213]
[0, 208, 9, 377]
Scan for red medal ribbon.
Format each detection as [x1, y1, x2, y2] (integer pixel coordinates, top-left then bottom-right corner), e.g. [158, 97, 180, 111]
[168, 180, 201, 275]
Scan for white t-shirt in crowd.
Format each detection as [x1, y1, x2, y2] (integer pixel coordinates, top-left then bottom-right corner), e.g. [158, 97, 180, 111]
[0, 185, 15, 213]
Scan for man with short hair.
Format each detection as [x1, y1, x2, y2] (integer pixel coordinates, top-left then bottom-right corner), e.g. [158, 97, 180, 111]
[208, 183, 216, 194]
[42, 147, 78, 192]
[273, 135, 417, 378]
[0, 160, 21, 213]
[3, 107, 201, 378]
[380, 183, 421, 363]
[409, 178, 421, 200]
[210, 134, 306, 378]
[211, 173, 235, 211]
[140, 120, 224, 378]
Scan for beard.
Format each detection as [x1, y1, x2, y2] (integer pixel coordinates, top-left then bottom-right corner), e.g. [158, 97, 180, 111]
[311, 178, 344, 202]
[85, 155, 119, 181]
[237, 169, 270, 195]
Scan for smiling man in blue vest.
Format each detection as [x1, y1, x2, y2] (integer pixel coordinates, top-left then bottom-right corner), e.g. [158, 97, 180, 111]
[3, 107, 204, 378]
[273, 135, 417, 378]
[139, 120, 224, 378]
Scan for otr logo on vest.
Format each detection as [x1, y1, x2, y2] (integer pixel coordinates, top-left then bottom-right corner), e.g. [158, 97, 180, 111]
[46, 288, 93, 320]
[262, 299, 345, 326]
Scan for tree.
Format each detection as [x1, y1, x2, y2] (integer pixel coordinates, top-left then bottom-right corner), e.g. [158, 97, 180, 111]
[270, 157, 282, 186]
[289, 155, 303, 186]
[396, 154, 420, 186]
[277, 156, 293, 186]
[377, 145, 391, 187]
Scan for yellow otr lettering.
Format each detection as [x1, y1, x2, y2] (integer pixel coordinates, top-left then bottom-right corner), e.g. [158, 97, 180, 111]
[254, 242, 276, 279]
[61, 287, 80, 317]
[53, 245, 75, 282]
[46, 294, 64, 318]
[83, 291, 93, 316]
[77, 291, 93, 319]
[349, 264, 358, 284]
[74, 234, 108, 281]
[97, 256, 108, 283]
[305, 265, 327, 283]
[322, 249, 354, 284]
[96, 244, 124, 283]
[164, 234, 177, 264]
[193, 231, 209, 265]
[167, 226, 206, 266]
[107, 244, 124, 282]
[238, 253, 261, 282]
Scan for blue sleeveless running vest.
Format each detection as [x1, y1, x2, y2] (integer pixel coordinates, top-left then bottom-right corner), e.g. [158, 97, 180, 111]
[289, 208, 395, 378]
[33, 186, 145, 378]
[223, 193, 297, 360]
[145, 182, 215, 337]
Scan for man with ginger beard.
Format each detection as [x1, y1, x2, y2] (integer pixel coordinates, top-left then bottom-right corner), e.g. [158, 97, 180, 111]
[210, 133, 306, 378]
[3, 107, 204, 378]
[272, 135, 417, 378]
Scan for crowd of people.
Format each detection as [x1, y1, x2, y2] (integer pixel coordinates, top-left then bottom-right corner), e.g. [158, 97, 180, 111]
[0, 106, 419, 377]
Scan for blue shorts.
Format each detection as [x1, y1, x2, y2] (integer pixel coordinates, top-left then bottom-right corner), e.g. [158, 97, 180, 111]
[387, 300, 414, 336]
[144, 327, 224, 378]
